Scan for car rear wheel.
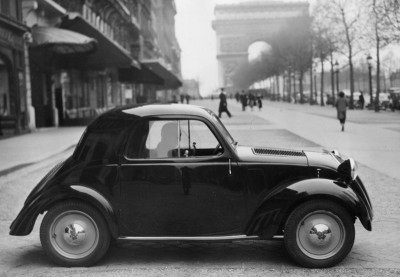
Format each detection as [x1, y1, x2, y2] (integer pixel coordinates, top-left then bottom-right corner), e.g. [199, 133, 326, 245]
[40, 201, 110, 267]
[284, 200, 355, 268]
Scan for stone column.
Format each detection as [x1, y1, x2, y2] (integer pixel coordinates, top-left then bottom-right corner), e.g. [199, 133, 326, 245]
[23, 32, 35, 130]
[51, 74, 59, 127]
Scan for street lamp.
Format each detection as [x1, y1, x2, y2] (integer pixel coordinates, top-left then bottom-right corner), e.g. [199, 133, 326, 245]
[292, 72, 296, 103]
[367, 55, 373, 109]
[313, 67, 317, 105]
[287, 66, 292, 102]
[334, 61, 339, 102]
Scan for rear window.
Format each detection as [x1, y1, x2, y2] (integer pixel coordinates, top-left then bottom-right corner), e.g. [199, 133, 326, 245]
[75, 117, 132, 162]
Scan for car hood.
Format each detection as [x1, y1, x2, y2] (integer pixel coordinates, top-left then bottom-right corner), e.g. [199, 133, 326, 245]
[235, 146, 340, 170]
[303, 149, 341, 170]
[235, 145, 308, 165]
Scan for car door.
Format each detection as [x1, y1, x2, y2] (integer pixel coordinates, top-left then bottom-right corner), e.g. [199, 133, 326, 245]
[119, 117, 247, 237]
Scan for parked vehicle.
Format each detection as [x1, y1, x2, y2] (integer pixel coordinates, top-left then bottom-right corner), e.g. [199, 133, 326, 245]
[10, 104, 373, 268]
[388, 87, 400, 111]
[342, 90, 389, 110]
[365, 92, 390, 110]
[326, 93, 334, 105]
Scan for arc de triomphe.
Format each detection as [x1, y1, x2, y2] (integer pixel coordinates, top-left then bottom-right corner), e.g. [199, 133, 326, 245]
[212, 1, 309, 90]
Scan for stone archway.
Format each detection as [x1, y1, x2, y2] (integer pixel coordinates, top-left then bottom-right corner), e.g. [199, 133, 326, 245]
[212, 1, 309, 89]
[248, 41, 272, 63]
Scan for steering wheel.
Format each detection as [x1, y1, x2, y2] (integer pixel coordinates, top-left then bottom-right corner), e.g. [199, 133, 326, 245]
[212, 143, 222, 155]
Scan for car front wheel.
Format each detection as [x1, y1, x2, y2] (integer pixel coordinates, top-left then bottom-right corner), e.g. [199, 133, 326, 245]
[284, 200, 355, 268]
[40, 201, 110, 267]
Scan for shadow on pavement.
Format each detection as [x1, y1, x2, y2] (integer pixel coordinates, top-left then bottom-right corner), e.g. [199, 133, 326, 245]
[101, 240, 293, 266]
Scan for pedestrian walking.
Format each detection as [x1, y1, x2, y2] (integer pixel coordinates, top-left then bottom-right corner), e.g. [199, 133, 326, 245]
[248, 91, 255, 111]
[240, 90, 247, 111]
[218, 88, 232, 118]
[235, 91, 240, 103]
[256, 94, 263, 111]
[358, 92, 365, 110]
[336, 91, 348, 132]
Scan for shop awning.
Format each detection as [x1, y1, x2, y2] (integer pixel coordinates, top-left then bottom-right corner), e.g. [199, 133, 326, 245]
[118, 65, 164, 85]
[118, 61, 182, 88]
[142, 60, 182, 89]
[60, 13, 137, 68]
[30, 26, 97, 54]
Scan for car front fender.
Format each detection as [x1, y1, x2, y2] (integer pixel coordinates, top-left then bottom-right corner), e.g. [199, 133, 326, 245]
[245, 178, 372, 238]
[9, 185, 119, 238]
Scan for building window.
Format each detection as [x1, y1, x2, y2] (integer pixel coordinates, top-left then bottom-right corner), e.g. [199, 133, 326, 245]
[0, 1, 10, 15]
[0, 58, 10, 115]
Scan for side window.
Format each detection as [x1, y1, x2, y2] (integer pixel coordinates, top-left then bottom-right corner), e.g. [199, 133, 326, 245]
[180, 120, 222, 157]
[126, 119, 221, 159]
[147, 120, 179, 158]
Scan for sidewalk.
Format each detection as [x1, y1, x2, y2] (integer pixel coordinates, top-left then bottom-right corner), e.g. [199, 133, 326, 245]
[0, 127, 85, 176]
[225, 99, 400, 180]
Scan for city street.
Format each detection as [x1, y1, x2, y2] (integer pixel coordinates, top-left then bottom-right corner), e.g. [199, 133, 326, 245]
[0, 100, 399, 276]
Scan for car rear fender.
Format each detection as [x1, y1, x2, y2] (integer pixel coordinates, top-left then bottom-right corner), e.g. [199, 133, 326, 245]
[9, 185, 119, 238]
[245, 178, 371, 238]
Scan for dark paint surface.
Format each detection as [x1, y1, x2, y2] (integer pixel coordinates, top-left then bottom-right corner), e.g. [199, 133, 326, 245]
[10, 104, 373, 238]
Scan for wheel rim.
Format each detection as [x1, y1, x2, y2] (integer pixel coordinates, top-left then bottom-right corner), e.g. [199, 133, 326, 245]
[49, 210, 99, 259]
[296, 211, 345, 260]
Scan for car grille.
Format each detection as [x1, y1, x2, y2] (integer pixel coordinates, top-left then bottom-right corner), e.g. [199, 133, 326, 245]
[252, 148, 305, 157]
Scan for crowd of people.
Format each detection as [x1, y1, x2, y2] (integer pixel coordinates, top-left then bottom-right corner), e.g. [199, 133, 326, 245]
[235, 90, 263, 112]
[217, 88, 264, 118]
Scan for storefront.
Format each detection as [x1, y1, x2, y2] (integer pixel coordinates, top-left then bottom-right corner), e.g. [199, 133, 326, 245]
[56, 13, 138, 125]
[0, 19, 28, 135]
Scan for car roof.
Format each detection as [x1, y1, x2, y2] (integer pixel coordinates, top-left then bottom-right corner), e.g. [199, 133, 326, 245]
[101, 103, 215, 119]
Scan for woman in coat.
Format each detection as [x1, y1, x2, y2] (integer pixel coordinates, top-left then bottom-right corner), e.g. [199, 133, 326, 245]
[336, 91, 348, 131]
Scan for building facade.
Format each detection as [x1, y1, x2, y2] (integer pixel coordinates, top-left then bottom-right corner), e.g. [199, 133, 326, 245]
[0, 0, 29, 135]
[152, 0, 182, 103]
[21, 0, 181, 128]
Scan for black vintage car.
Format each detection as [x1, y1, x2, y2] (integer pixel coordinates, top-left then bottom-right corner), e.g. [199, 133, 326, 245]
[10, 104, 373, 268]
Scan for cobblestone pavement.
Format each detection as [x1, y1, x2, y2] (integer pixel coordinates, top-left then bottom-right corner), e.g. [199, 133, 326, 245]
[0, 100, 399, 276]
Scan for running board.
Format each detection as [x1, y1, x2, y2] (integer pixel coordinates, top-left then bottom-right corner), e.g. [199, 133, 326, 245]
[118, 235, 284, 241]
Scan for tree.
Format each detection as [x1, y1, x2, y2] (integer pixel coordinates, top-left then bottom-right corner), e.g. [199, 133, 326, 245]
[271, 16, 313, 103]
[311, 1, 340, 106]
[322, 0, 366, 109]
[231, 16, 312, 101]
[366, 0, 394, 111]
[380, 0, 400, 41]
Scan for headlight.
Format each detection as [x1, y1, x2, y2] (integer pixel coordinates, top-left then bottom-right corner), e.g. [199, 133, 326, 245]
[337, 158, 358, 182]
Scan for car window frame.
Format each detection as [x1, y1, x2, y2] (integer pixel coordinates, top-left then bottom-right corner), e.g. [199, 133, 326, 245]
[122, 115, 234, 162]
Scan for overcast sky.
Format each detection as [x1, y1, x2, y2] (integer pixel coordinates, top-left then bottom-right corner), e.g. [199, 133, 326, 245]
[175, 0, 217, 96]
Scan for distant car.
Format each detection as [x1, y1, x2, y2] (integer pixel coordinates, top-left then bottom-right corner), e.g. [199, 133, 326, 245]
[365, 92, 390, 110]
[10, 104, 373, 268]
[388, 87, 400, 111]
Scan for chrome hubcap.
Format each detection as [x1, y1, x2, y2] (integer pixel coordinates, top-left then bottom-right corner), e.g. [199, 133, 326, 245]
[309, 224, 332, 246]
[50, 211, 99, 259]
[296, 211, 345, 259]
[64, 223, 86, 246]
